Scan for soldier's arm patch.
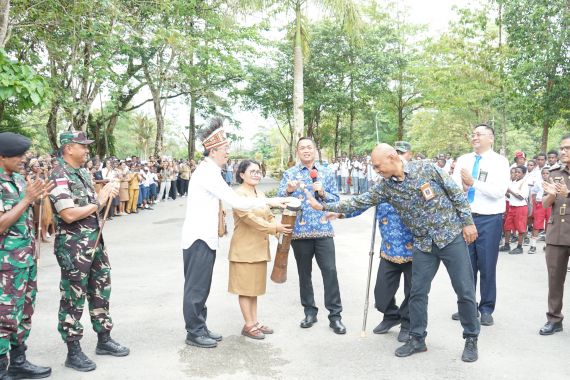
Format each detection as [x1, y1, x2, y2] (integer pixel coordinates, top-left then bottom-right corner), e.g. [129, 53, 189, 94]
[49, 178, 75, 212]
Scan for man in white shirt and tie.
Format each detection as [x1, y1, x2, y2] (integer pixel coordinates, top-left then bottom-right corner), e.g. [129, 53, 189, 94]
[452, 124, 510, 326]
[181, 117, 291, 349]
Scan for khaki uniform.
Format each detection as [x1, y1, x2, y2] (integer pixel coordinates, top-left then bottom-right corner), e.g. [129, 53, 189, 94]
[544, 165, 570, 323]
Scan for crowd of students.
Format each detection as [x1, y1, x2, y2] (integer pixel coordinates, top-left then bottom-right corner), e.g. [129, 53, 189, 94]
[24, 153, 197, 240]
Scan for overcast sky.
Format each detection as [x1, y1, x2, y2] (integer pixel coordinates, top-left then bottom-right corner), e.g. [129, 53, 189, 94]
[140, 0, 474, 154]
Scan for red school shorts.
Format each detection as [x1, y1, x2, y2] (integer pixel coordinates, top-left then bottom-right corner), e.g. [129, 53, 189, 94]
[503, 205, 528, 233]
[532, 200, 552, 231]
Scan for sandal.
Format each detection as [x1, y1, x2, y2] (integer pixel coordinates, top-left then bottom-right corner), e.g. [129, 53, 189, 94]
[255, 322, 274, 335]
[241, 324, 265, 340]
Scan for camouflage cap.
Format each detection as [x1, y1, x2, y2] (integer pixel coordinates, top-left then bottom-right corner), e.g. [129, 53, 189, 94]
[59, 131, 94, 146]
[394, 141, 411, 153]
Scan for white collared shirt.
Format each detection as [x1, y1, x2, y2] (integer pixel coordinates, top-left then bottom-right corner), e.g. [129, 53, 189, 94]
[453, 149, 510, 215]
[508, 178, 528, 206]
[181, 157, 267, 250]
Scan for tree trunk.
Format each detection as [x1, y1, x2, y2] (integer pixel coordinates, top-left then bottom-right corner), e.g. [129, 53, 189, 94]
[349, 72, 355, 157]
[397, 107, 404, 140]
[0, 0, 9, 48]
[143, 63, 164, 157]
[541, 119, 549, 153]
[334, 114, 340, 158]
[188, 93, 196, 160]
[46, 102, 59, 151]
[292, 1, 304, 145]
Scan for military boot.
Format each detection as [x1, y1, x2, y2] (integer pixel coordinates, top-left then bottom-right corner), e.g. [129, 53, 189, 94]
[95, 332, 130, 357]
[0, 355, 14, 380]
[8, 345, 51, 379]
[65, 341, 96, 372]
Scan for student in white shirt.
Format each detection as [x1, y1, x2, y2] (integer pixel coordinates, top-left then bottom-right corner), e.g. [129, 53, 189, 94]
[181, 117, 291, 349]
[529, 168, 552, 253]
[339, 157, 350, 194]
[500, 165, 528, 254]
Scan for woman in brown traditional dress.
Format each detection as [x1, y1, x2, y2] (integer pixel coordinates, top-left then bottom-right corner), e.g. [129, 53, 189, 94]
[228, 160, 292, 340]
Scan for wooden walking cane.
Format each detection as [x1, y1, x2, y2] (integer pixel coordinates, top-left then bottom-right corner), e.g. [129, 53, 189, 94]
[36, 195, 44, 261]
[361, 206, 379, 338]
[93, 196, 113, 253]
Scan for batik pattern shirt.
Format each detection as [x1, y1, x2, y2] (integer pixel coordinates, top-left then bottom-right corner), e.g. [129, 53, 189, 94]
[278, 163, 340, 240]
[344, 203, 413, 263]
[323, 160, 474, 252]
[0, 168, 35, 269]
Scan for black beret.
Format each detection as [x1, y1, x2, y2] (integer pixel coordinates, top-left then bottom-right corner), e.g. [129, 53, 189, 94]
[0, 132, 31, 157]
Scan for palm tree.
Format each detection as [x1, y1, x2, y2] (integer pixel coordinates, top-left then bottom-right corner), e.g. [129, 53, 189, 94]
[236, 0, 360, 145]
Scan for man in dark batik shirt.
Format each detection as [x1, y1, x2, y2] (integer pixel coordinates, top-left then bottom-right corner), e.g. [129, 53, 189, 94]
[307, 144, 481, 363]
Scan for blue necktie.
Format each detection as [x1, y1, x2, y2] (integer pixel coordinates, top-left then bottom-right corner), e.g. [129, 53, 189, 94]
[467, 155, 481, 203]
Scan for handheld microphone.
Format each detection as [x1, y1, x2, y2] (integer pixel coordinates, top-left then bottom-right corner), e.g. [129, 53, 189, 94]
[310, 169, 320, 200]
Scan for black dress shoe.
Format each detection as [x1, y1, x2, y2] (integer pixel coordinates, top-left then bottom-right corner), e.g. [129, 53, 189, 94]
[329, 320, 346, 335]
[395, 336, 427, 357]
[480, 313, 494, 326]
[300, 315, 318, 328]
[207, 329, 223, 342]
[397, 329, 410, 343]
[373, 319, 401, 334]
[185, 334, 217, 348]
[461, 337, 478, 362]
[539, 321, 563, 336]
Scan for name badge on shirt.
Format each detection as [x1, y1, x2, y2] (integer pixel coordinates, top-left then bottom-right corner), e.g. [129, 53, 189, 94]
[420, 182, 435, 201]
[478, 170, 488, 182]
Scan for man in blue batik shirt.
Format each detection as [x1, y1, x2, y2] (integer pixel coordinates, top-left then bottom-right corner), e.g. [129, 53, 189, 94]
[277, 137, 345, 334]
[308, 143, 481, 363]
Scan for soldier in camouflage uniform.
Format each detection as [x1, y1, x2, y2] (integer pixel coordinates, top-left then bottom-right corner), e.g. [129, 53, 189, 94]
[0, 132, 52, 379]
[48, 131, 129, 373]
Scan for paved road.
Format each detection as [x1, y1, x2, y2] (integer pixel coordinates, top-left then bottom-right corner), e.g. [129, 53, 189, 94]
[27, 178, 569, 379]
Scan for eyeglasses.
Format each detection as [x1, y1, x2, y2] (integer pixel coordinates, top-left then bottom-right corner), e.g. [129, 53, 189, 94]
[247, 170, 263, 176]
[560, 146, 570, 152]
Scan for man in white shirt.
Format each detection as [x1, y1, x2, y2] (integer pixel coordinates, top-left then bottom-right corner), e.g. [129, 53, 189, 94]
[452, 124, 510, 326]
[339, 157, 350, 194]
[329, 159, 341, 193]
[181, 117, 290, 349]
[351, 157, 361, 195]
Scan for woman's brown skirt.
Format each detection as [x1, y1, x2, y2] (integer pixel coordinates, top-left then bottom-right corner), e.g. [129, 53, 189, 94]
[228, 261, 268, 296]
[119, 181, 129, 202]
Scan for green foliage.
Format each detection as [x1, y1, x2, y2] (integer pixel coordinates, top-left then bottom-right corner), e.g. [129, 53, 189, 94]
[0, 49, 49, 132]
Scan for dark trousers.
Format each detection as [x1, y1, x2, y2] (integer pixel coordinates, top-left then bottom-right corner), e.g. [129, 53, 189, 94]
[169, 180, 177, 200]
[291, 237, 342, 321]
[180, 179, 189, 196]
[409, 234, 480, 338]
[374, 258, 412, 330]
[469, 213, 503, 314]
[545, 244, 570, 323]
[183, 240, 215, 338]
